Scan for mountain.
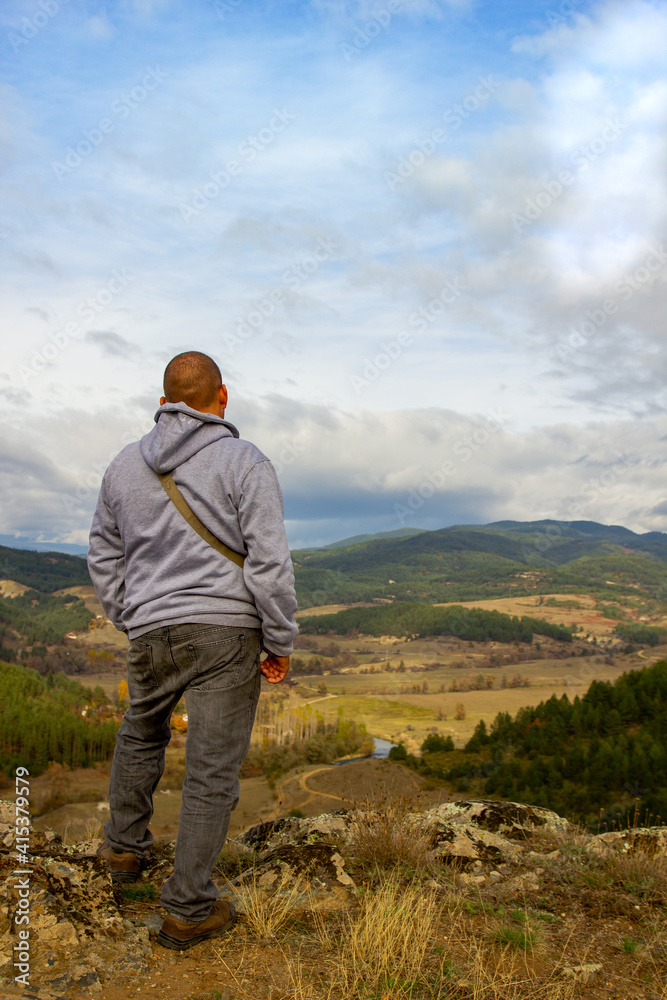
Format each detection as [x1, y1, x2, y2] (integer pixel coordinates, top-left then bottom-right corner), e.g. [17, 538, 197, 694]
[3, 518, 665, 610]
[318, 527, 429, 549]
[292, 519, 667, 608]
[0, 544, 91, 593]
[0, 534, 88, 557]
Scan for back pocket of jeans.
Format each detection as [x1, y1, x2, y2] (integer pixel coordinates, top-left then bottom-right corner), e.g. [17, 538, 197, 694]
[127, 640, 158, 688]
[188, 633, 251, 691]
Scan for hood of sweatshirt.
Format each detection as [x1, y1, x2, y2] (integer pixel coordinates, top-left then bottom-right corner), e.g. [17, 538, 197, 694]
[139, 401, 240, 474]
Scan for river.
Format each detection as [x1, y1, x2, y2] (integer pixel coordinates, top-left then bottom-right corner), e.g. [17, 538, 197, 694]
[334, 736, 396, 766]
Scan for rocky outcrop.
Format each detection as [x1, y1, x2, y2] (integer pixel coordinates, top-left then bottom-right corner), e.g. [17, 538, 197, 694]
[239, 798, 569, 870]
[0, 797, 663, 995]
[429, 799, 572, 836]
[586, 827, 667, 857]
[0, 846, 152, 994]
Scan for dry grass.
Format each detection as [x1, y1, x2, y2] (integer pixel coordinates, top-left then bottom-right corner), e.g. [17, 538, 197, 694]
[320, 879, 443, 997]
[236, 875, 577, 1000]
[347, 796, 438, 874]
[210, 809, 667, 1000]
[233, 871, 314, 938]
[61, 816, 104, 845]
[526, 821, 590, 856]
[454, 944, 577, 1000]
[602, 848, 667, 905]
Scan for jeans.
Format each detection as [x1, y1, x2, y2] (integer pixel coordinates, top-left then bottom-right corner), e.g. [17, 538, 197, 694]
[104, 623, 262, 922]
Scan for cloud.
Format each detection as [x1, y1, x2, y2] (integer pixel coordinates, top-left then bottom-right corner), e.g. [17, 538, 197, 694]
[0, 392, 664, 548]
[85, 331, 140, 359]
[202, 397, 667, 540]
[0, 0, 665, 550]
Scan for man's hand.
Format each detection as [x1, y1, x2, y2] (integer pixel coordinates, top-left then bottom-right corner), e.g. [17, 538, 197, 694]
[260, 651, 290, 684]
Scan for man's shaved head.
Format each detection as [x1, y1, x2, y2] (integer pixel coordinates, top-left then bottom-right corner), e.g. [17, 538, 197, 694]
[163, 352, 223, 410]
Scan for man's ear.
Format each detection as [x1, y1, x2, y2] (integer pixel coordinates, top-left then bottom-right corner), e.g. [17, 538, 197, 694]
[159, 396, 166, 405]
[220, 384, 228, 409]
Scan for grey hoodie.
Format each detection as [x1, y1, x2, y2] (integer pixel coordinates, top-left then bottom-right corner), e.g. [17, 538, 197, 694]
[87, 402, 298, 655]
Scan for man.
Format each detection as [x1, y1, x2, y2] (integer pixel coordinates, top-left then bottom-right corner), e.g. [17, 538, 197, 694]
[87, 351, 297, 950]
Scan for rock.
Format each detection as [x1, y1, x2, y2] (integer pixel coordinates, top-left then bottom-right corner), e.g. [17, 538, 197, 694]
[239, 817, 293, 850]
[138, 914, 164, 936]
[239, 812, 350, 853]
[587, 828, 667, 858]
[506, 873, 540, 894]
[302, 815, 349, 840]
[230, 843, 356, 913]
[0, 795, 657, 995]
[458, 874, 487, 885]
[429, 800, 571, 837]
[240, 806, 531, 872]
[0, 846, 151, 991]
[430, 822, 524, 868]
[560, 963, 603, 981]
[0, 985, 72, 1000]
[235, 843, 354, 890]
[0, 801, 63, 857]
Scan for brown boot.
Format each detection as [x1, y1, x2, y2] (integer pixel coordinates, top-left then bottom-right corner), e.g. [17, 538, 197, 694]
[157, 900, 237, 951]
[96, 840, 142, 883]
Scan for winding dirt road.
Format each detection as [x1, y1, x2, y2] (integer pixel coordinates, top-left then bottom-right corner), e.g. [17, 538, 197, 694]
[272, 759, 423, 819]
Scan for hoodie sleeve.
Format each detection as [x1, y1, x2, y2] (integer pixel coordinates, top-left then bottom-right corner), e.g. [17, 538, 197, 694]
[237, 460, 298, 656]
[87, 477, 127, 631]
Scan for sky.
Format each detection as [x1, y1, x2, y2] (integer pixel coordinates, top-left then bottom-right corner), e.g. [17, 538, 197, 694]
[1, 0, 666, 551]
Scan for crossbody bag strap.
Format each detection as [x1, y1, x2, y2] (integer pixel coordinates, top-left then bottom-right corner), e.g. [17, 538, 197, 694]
[156, 472, 245, 568]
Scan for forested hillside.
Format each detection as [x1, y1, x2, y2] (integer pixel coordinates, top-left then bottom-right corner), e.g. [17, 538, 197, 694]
[0, 543, 90, 592]
[299, 602, 575, 643]
[0, 545, 96, 671]
[0, 591, 91, 652]
[398, 660, 667, 828]
[0, 662, 117, 776]
[292, 520, 667, 608]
